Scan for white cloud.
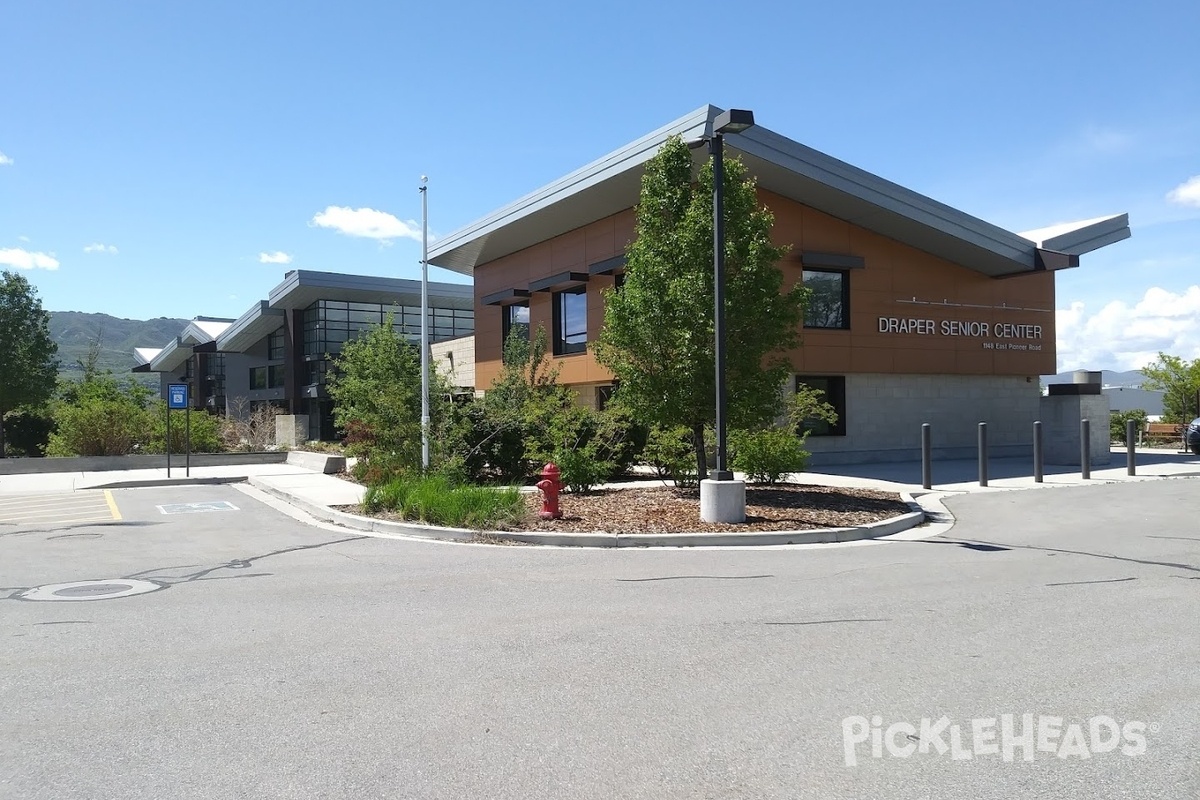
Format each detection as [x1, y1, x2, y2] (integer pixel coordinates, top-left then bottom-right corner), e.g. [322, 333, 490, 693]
[258, 251, 293, 264]
[17, 235, 29, 242]
[0, 151, 12, 166]
[310, 205, 421, 242]
[0, 247, 59, 271]
[83, 243, 118, 254]
[1166, 176, 1200, 208]
[1057, 286, 1200, 372]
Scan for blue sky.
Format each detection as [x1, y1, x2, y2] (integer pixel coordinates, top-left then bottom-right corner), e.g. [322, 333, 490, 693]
[2, 0, 1197, 371]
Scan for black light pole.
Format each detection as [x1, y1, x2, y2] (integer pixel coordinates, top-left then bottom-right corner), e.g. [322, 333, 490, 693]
[709, 108, 755, 481]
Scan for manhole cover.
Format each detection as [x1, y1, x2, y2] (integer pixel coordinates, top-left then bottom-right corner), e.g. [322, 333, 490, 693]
[18, 579, 165, 602]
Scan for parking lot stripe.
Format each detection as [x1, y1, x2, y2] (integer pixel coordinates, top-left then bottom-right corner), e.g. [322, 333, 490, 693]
[104, 490, 122, 521]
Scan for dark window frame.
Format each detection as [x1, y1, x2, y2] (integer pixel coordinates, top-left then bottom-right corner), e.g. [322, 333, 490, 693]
[802, 269, 851, 330]
[501, 302, 530, 344]
[552, 287, 587, 356]
[795, 375, 847, 437]
[249, 366, 268, 391]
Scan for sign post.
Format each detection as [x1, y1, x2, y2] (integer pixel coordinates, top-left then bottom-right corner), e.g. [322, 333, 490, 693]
[167, 383, 189, 478]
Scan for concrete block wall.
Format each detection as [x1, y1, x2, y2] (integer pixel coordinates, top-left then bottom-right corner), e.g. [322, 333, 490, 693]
[1039, 394, 1112, 466]
[431, 335, 475, 390]
[802, 374, 1041, 465]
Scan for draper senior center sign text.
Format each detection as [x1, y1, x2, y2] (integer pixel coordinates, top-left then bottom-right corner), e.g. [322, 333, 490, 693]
[878, 317, 1044, 351]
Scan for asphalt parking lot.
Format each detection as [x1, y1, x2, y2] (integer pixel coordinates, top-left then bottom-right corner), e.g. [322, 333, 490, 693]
[2, 480, 1198, 798]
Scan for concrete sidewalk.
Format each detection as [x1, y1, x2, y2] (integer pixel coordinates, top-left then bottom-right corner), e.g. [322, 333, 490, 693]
[1, 447, 1195, 533]
[0, 462, 340, 495]
[801, 446, 1200, 494]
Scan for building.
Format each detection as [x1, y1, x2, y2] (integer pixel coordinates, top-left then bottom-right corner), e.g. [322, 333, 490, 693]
[134, 270, 474, 442]
[427, 105, 1131, 464]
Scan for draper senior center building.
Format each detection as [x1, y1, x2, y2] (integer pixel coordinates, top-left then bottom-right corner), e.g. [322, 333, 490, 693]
[428, 105, 1130, 464]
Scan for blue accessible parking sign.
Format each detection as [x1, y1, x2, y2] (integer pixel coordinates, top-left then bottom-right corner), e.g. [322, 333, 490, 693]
[168, 383, 189, 409]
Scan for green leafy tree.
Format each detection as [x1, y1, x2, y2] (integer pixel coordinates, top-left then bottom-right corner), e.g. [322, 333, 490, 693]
[0, 271, 59, 457]
[594, 135, 805, 479]
[327, 313, 454, 482]
[47, 375, 152, 456]
[1140, 353, 1200, 423]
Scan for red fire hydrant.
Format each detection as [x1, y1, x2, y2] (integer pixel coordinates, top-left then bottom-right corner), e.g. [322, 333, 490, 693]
[537, 463, 563, 520]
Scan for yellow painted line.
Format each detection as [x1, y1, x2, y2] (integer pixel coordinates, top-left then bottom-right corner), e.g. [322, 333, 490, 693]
[104, 490, 122, 521]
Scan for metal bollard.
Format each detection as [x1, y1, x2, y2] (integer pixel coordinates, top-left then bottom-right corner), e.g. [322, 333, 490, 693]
[978, 422, 988, 487]
[921, 423, 932, 490]
[1127, 419, 1137, 476]
[1033, 421, 1043, 483]
[1081, 418, 1091, 480]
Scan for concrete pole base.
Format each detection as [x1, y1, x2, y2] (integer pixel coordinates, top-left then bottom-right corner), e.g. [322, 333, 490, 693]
[699, 478, 746, 524]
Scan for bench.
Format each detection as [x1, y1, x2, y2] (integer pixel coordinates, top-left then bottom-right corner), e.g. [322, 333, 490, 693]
[1144, 423, 1183, 445]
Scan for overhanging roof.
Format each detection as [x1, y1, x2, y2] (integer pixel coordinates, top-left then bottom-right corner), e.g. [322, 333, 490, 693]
[216, 300, 286, 353]
[268, 269, 474, 312]
[133, 347, 162, 366]
[428, 105, 1131, 278]
[148, 337, 191, 373]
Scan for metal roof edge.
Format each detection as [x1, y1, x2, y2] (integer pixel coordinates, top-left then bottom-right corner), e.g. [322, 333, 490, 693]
[215, 300, 285, 352]
[729, 126, 1038, 266]
[267, 269, 473, 307]
[427, 105, 717, 270]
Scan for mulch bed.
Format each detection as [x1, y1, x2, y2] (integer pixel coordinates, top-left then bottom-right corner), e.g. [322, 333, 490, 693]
[510, 483, 910, 533]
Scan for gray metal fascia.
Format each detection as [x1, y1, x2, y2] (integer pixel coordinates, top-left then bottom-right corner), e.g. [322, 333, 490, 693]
[149, 337, 191, 373]
[727, 125, 1037, 269]
[1039, 214, 1131, 255]
[216, 300, 285, 353]
[268, 269, 473, 308]
[427, 105, 717, 273]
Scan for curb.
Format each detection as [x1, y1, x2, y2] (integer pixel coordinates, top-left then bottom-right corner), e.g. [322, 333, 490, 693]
[85, 476, 249, 490]
[248, 477, 927, 548]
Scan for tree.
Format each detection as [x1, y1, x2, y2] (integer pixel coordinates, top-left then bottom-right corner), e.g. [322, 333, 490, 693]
[1140, 353, 1200, 423]
[593, 135, 805, 479]
[0, 271, 59, 457]
[326, 313, 453, 482]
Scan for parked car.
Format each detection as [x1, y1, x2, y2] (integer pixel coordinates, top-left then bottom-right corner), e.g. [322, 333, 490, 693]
[1188, 418, 1200, 455]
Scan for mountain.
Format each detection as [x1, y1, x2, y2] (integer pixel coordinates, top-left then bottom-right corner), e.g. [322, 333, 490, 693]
[48, 311, 186, 378]
[1043, 369, 1147, 387]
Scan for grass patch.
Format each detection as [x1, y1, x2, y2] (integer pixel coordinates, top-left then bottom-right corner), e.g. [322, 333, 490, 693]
[362, 474, 524, 529]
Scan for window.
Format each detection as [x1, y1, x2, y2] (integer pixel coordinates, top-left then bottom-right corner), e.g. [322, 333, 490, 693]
[803, 270, 849, 329]
[268, 329, 286, 360]
[249, 367, 267, 391]
[613, 272, 626, 291]
[268, 365, 286, 388]
[502, 302, 530, 344]
[596, 385, 616, 410]
[796, 375, 847, 436]
[552, 287, 587, 355]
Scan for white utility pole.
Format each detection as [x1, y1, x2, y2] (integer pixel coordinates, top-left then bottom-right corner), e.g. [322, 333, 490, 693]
[419, 175, 430, 471]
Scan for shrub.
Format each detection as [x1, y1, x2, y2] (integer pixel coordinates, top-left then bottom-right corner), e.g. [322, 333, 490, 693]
[362, 474, 523, 528]
[220, 397, 281, 451]
[3, 408, 55, 457]
[553, 446, 610, 494]
[47, 396, 149, 456]
[642, 424, 698, 488]
[1111, 409, 1148, 445]
[145, 402, 224, 453]
[730, 427, 811, 485]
